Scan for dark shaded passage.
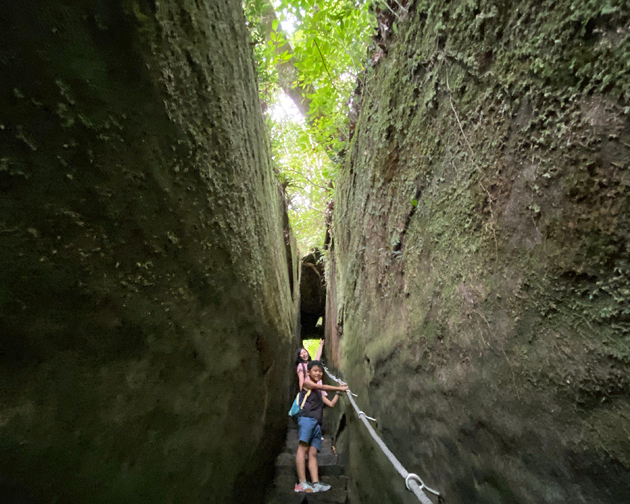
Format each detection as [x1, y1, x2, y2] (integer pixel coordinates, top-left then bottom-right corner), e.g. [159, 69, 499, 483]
[299, 250, 326, 339]
[265, 420, 348, 504]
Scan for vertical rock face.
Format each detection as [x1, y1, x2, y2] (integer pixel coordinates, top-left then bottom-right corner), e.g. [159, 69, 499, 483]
[300, 250, 326, 336]
[329, 1, 630, 503]
[0, 1, 297, 502]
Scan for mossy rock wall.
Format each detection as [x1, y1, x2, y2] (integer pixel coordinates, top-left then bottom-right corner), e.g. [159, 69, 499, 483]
[329, 1, 630, 503]
[0, 1, 297, 502]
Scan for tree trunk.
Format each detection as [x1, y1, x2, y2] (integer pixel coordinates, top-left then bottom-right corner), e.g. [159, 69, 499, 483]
[258, 0, 313, 117]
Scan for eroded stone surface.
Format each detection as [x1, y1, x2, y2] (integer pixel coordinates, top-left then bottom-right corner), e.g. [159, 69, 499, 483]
[328, 1, 630, 503]
[0, 1, 297, 502]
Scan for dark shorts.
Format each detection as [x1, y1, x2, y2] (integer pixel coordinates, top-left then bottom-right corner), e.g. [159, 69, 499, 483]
[297, 416, 322, 452]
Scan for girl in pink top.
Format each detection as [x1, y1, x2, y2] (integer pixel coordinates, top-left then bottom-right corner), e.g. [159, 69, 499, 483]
[295, 339, 324, 391]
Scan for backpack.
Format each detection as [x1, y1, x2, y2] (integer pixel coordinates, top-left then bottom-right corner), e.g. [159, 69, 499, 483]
[288, 388, 312, 417]
[288, 363, 310, 417]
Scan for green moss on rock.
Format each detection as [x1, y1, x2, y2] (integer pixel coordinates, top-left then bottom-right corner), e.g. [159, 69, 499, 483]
[329, 0, 630, 502]
[0, 1, 297, 502]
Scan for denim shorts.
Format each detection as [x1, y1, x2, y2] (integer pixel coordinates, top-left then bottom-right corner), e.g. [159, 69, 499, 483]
[297, 416, 322, 452]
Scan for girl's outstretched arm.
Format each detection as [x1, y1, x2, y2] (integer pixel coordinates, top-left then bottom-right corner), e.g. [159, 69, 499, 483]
[314, 338, 324, 360]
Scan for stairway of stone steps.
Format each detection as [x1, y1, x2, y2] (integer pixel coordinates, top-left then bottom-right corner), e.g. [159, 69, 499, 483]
[265, 421, 348, 504]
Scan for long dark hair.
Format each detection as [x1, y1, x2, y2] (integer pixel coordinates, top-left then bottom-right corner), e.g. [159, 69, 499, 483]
[294, 347, 311, 366]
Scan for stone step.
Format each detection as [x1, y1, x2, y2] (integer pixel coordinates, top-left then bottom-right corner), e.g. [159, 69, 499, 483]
[266, 421, 347, 504]
[265, 475, 348, 504]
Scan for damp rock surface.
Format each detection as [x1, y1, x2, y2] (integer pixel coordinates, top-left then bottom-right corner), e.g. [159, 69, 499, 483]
[327, 1, 630, 503]
[300, 250, 326, 336]
[0, 1, 298, 503]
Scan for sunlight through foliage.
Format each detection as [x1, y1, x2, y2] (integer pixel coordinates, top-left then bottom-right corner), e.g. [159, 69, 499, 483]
[245, 0, 377, 251]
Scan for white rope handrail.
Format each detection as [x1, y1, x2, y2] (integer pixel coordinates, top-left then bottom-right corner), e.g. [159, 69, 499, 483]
[323, 364, 441, 504]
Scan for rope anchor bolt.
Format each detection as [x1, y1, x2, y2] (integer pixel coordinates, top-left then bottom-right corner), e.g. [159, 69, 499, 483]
[358, 410, 377, 422]
[405, 473, 425, 491]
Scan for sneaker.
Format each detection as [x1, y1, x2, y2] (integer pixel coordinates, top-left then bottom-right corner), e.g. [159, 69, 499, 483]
[312, 481, 331, 493]
[294, 481, 315, 493]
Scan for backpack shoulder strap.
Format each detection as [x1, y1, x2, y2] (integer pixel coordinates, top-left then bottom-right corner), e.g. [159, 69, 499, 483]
[300, 389, 312, 409]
